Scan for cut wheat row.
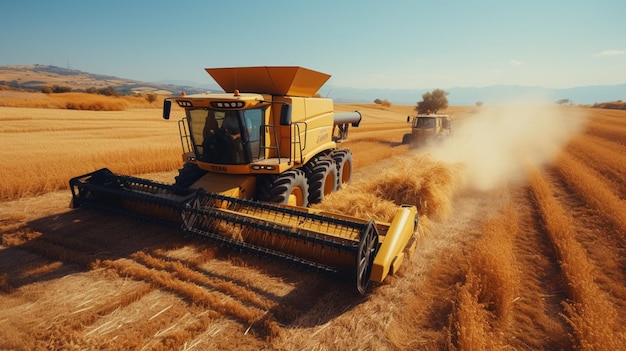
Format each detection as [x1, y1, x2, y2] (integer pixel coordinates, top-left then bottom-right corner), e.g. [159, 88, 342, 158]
[448, 201, 520, 350]
[528, 165, 626, 349]
[566, 134, 626, 195]
[555, 151, 626, 239]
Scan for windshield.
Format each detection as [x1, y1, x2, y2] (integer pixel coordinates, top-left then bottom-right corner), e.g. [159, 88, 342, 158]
[188, 108, 264, 165]
[415, 117, 436, 129]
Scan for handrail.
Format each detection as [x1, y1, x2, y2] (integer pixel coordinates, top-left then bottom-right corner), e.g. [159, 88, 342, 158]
[177, 118, 192, 154]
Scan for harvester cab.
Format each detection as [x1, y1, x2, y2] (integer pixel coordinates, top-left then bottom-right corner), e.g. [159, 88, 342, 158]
[69, 66, 419, 294]
[402, 114, 452, 146]
[162, 66, 363, 207]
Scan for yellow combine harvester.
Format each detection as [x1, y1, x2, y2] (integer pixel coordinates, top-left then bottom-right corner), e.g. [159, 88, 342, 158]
[69, 66, 418, 294]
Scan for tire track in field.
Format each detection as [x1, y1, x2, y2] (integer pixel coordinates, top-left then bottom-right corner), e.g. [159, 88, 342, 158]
[438, 184, 573, 350]
[0, 206, 352, 349]
[0, 212, 285, 349]
[507, 185, 573, 350]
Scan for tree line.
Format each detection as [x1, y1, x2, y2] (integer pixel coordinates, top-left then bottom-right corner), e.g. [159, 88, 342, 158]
[375, 88, 450, 113]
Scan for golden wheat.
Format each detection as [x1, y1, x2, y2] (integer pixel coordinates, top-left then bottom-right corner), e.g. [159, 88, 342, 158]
[316, 154, 462, 225]
[446, 201, 520, 350]
[449, 273, 498, 351]
[528, 165, 625, 349]
[555, 151, 626, 236]
[0, 107, 182, 200]
[132, 250, 275, 311]
[584, 122, 626, 146]
[2, 104, 625, 351]
[0, 91, 165, 110]
[567, 134, 626, 190]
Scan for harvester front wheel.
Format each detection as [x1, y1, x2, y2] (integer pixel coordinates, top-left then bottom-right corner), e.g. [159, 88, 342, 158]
[305, 156, 338, 204]
[262, 169, 309, 207]
[356, 224, 379, 295]
[401, 133, 414, 145]
[174, 163, 207, 188]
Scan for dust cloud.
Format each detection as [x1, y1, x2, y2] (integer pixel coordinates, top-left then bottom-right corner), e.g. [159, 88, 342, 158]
[316, 104, 586, 224]
[427, 104, 588, 191]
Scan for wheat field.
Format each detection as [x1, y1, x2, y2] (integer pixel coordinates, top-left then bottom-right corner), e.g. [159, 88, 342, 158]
[1, 98, 625, 350]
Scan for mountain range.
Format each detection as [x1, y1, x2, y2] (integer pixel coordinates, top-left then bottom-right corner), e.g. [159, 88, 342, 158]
[1, 65, 624, 106]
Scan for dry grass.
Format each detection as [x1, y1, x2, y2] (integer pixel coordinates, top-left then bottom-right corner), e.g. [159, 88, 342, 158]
[0, 90, 165, 110]
[315, 155, 463, 224]
[442, 201, 519, 350]
[1, 102, 625, 350]
[554, 152, 626, 236]
[592, 101, 626, 110]
[528, 164, 626, 349]
[567, 134, 626, 193]
[0, 107, 182, 200]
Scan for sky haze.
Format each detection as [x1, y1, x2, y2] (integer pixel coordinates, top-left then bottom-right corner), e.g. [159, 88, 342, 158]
[1, 1, 624, 90]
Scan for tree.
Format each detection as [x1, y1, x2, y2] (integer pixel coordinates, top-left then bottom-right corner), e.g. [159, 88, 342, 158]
[146, 93, 157, 104]
[52, 84, 72, 93]
[416, 89, 449, 114]
[374, 98, 391, 107]
[556, 98, 571, 105]
[97, 86, 119, 96]
[475, 101, 484, 107]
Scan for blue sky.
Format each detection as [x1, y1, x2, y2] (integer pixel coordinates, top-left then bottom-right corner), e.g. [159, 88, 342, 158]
[1, 0, 624, 90]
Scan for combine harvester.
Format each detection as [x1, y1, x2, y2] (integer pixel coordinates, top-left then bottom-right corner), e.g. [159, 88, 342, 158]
[402, 113, 452, 147]
[69, 66, 418, 294]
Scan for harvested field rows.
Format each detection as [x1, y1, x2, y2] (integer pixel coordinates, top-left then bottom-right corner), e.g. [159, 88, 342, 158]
[1, 105, 625, 350]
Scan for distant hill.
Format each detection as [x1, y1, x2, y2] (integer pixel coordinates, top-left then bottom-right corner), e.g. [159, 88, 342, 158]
[1, 64, 624, 106]
[0, 64, 216, 95]
[322, 83, 626, 106]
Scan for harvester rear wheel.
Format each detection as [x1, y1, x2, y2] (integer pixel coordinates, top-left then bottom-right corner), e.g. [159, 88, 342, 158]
[174, 163, 207, 188]
[262, 169, 309, 207]
[356, 225, 378, 295]
[331, 149, 353, 189]
[305, 156, 338, 204]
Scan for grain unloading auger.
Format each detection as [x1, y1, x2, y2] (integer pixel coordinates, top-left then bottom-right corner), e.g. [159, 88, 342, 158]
[69, 66, 419, 294]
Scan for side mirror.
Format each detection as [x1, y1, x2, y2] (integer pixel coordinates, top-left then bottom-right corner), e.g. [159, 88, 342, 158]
[162, 100, 172, 120]
[279, 104, 292, 126]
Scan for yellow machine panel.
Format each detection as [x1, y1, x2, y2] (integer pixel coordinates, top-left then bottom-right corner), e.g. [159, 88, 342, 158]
[205, 66, 331, 97]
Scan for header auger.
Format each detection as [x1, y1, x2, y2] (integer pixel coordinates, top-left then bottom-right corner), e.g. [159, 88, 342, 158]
[69, 66, 418, 294]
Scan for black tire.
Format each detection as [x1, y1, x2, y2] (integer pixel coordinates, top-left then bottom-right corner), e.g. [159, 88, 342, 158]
[304, 156, 338, 204]
[174, 163, 207, 188]
[402, 133, 413, 145]
[259, 169, 309, 207]
[355, 225, 379, 295]
[331, 149, 353, 189]
[255, 175, 275, 202]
